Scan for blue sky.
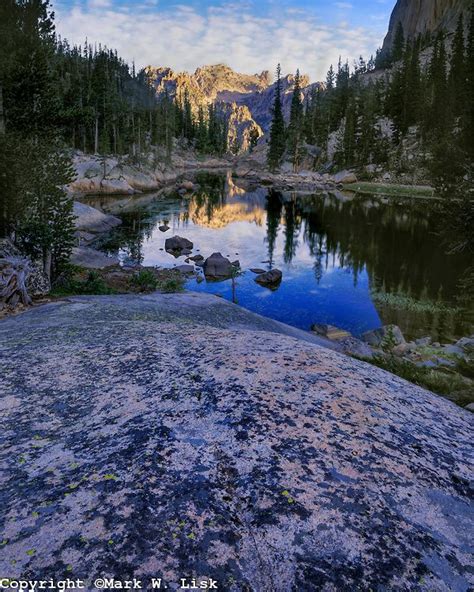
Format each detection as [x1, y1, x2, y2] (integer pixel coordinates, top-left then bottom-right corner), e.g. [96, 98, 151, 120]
[54, 0, 395, 81]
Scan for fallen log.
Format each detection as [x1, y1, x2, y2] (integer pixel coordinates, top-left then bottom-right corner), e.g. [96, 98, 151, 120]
[0, 256, 32, 306]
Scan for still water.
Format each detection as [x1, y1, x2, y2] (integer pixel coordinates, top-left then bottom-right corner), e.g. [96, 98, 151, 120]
[90, 172, 472, 341]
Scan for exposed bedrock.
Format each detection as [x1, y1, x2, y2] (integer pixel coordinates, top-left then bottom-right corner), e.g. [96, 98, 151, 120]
[0, 293, 472, 590]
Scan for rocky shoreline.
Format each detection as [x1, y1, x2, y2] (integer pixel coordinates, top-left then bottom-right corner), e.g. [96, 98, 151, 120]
[69, 148, 233, 197]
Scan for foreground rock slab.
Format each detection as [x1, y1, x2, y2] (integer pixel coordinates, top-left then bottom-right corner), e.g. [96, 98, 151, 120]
[0, 293, 473, 591]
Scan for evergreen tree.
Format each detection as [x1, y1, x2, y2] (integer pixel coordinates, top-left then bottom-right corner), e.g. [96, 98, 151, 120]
[267, 64, 286, 171]
[392, 22, 405, 63]
[449, 14, 466, 119]
[195, 105, 208, 152]
[463, 7, 474, 159]
[326, 65, 335, 90]
[17, 139, 75, 280]
[287, 69, 304, 171]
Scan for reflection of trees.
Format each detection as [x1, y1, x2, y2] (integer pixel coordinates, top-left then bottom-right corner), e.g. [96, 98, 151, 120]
[282, 196, 301, 264]
[189, 185, 225, 225]
[100, 209, 153, 264]
[265, 191, 282, 269]
[265, 191, 471, 302]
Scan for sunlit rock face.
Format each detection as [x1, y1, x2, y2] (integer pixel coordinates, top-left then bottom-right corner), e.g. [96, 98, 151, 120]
[383, 0, 471, 50]
[144, 64, 324, 146]
[193, 64, 271, 102]
[146, 64, 270, 106]
[145, 64, 266, 151]
[0, 293, 472, 590]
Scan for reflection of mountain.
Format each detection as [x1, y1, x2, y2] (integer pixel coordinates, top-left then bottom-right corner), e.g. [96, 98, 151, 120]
[98, 175, 471, 340]
[188, 199, 264, 229]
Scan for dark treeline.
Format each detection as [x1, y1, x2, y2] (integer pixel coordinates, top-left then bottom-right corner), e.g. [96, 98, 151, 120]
[0, 0, 227, 279]
[268, 8, 474, 194]
[1, 2, 228, 158]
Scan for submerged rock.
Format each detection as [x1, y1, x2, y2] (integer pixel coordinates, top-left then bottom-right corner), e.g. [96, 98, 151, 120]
[250, 267, 266, 274]
[0, 292, 472, 590]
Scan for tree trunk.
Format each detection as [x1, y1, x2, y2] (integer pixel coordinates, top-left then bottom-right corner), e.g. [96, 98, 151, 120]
[113, 123, 117, 154]
[43, 249, 52, 282]
[94, 115, 99, 154]
[0, 81, 5, 136]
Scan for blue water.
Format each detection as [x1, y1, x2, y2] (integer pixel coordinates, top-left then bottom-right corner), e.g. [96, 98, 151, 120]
[94, 172, 471, 340]
[189, 244, 381, 335]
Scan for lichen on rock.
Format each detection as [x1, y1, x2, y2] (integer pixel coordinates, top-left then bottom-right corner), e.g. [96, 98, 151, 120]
[0, 293, 472, 590]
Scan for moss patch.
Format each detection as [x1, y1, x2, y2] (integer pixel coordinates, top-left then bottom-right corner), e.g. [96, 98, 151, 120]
[358, 353, 474, 408]
[344, 182, 436, 199]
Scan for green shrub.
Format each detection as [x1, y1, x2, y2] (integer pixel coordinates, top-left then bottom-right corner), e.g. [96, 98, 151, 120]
[362, 354, 473, 407]
[51, 270, 113, 296]
[156, 276, 185, 293]
[130, 269, 158, 292]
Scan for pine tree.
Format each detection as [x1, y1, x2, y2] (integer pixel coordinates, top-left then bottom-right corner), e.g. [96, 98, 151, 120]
[267, 64, 286, 171]
[326, 65, 335, 90]
[287, 69, 304, 171]
[463, 7, 474, 159]
[195, 105, 208, 152]
[392, 22, 405, 63]
[182, 89, 194, 142]
[17, 138, 75, 280]
[450, 15, 466, 119]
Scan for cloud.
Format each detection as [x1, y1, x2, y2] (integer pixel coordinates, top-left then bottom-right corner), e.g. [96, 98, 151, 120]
[334, 2, 353, 9]
[88, 0, 112, 7]
[55, 1, 385, 81]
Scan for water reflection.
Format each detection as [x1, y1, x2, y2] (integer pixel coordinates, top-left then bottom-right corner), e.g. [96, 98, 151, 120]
[93, 173, 473, 340]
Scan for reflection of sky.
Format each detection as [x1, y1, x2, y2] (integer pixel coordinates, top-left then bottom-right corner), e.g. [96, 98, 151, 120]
[123, 198, 382, 335]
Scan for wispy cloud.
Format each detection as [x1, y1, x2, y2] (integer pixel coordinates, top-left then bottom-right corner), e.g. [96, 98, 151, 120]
[55, 1, 386, 81]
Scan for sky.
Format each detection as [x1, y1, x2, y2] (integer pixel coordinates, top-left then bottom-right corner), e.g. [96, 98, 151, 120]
[53, 0, 395, 82]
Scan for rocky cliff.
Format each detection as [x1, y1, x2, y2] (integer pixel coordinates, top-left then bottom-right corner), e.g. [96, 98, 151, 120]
[383, 0, 471, 50]
[236, 74, 323, 132]
[146, 63, 270, 106]
[146, 64, 266, 152]
[145, 64, 321, 143]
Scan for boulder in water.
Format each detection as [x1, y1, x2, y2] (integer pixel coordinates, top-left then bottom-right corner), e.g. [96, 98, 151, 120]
[165, 236, 194, 252]
[203, 252, 234, 279]
[254, 268, 282, 289]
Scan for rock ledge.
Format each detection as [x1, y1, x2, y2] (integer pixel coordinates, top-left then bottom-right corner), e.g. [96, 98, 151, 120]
[0, 293, 472, 590]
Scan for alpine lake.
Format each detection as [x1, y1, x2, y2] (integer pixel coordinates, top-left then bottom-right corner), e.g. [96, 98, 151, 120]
[85, 171, 473, 343]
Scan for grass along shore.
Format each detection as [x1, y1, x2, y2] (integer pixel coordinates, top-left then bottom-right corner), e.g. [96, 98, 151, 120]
[343, 182, 437, 198]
